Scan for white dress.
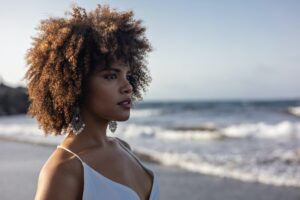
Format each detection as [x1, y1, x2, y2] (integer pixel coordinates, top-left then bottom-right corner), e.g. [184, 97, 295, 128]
[56, 138, 160, 200]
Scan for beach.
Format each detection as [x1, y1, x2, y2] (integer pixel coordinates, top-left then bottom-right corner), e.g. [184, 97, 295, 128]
[0, 138, 299, 200]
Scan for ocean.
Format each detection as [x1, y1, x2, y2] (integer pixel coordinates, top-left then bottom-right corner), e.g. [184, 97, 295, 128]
[0, 99, 299, 187]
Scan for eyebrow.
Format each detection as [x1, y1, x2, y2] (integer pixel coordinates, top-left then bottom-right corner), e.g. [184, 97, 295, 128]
[101, 67, 132, 73]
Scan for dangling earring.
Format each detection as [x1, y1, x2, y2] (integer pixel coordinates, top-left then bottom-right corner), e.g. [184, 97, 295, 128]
[67, 106, 85, 135]
[108, 121, 117, 133]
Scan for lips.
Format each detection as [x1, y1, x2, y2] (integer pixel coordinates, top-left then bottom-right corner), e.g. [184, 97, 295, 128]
[117, 98, 132, 105]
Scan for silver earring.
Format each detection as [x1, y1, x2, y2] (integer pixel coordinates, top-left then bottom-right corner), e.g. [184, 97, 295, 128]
[108, 121, 117, 133]
[67, 106, 85, 135]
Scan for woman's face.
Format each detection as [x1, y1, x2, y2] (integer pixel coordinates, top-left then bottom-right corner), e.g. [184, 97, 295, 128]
[82, 59, 133, 122]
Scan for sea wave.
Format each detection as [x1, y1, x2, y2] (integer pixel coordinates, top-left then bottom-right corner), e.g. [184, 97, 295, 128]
[221, 121, 300, 139]
[134, 149, 300, 188]
[1, 114, 300, 188]
[287, 106, 300, 117]
[123, 121, 300, 141]
[130, 108, 162, 118]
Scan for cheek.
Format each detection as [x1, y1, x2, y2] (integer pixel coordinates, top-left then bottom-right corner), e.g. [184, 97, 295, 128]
[85, 77, 116, 112]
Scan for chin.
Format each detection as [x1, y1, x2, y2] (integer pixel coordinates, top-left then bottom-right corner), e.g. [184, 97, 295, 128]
[115, 113, 130, 121]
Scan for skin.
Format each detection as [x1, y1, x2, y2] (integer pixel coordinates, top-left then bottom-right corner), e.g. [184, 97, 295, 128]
[34, 59, 153, 200]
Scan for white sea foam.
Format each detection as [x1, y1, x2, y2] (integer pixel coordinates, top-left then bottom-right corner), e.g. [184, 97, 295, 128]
[130, 108, 162, 118]
[221, 121, 300, 139]
[121, 123, 300, 188]
[122, 121, 300, 141]
[122, 124, 157, 138]
[143, 150, 300, 187]
[288, 106, 300, 117]
[1, 114, 300, 188]
[121, 123, 224, 141]
[157, 129, 224, 141]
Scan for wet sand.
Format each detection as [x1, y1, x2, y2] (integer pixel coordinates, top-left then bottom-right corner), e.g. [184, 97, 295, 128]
[0, 139, 299, 200]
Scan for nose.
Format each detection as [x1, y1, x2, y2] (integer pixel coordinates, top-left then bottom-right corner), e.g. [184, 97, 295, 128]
[121, 76, 133, 95]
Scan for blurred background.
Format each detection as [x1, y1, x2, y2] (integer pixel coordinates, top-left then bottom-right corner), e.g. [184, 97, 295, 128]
[0, 0, 299, 199]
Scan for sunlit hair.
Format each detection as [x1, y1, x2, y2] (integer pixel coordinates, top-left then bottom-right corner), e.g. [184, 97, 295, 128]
[23, 4, 153, 136]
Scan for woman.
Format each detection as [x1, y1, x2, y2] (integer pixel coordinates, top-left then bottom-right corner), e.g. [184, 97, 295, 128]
[23, 4, 160, 200]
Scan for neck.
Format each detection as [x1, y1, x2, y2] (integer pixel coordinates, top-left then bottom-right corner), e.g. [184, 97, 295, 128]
[64, 106, 112, 148]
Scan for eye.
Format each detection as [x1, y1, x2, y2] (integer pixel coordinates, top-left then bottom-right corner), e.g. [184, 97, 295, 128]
[104, 74, 117, 80]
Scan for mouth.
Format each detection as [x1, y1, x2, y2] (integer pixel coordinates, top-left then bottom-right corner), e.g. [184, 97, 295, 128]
[117, 98, 132, 109]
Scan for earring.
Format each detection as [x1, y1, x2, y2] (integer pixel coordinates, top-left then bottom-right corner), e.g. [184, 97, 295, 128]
[67, 106, 86, 135]
[108, 121, 117, 133]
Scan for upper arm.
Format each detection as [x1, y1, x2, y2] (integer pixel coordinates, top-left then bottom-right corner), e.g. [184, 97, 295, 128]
[116, 137, 132, 151]
[34, 160, 83, 200]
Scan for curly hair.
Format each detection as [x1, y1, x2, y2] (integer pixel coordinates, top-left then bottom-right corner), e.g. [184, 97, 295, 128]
[23, 3, 153, 136]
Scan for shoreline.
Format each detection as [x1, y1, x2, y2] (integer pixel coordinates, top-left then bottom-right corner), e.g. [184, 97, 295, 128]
[0, 138, 300, 200]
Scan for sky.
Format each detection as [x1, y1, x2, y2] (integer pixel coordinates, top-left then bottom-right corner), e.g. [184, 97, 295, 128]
[0, 0, 299, 101]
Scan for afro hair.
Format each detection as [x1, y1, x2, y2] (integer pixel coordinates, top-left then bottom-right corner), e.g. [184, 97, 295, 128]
[23, 3, 153, 136]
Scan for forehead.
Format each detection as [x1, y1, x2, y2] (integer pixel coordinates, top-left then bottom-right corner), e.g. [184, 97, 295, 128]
[98, 60, 131, 72]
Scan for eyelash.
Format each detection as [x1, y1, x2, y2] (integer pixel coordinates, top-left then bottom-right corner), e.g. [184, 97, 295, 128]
[104, 74, 133, 81]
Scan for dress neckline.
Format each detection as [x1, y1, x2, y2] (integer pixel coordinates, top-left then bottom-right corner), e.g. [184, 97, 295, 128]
[56, 137, 155, 200]
[113, 137, 156, 200]
[82, 161, 156, 200]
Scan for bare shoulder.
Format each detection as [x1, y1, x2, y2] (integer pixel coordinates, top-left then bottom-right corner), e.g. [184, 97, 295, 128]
[34, 149, 83, 200]
[115, 137, 132, 150]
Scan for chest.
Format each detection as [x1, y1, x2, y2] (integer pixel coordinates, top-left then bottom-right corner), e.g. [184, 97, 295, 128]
[81, 146, 153, 200]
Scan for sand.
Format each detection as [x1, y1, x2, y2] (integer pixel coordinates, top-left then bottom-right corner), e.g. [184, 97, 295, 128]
[0, 139, 299, 200]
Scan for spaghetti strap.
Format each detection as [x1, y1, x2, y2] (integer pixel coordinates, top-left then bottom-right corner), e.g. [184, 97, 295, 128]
[115, 138, 152, 173]
[56, 145, 84, 163]
[115, 138, 138, 160]
[56, 140, 159, 200]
